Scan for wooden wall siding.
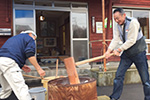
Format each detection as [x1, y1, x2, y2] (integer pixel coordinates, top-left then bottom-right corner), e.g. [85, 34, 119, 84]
[0, 0, 12, 28]
[62, 0, 88, 2]
[0, 37, 11, 48]
[112, 0, 150, 7]
[88, 0, 114, 62]
[0, 0, 12, 47]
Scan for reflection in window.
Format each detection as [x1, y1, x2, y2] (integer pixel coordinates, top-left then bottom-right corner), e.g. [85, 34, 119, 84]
[72, 13, 87, 38]
[15, 10, 34, 34]
[133, 11, 149, 39]
[73, 41, 87, 61]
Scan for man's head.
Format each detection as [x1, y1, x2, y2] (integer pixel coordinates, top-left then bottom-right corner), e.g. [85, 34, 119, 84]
[113, 8, 126, 25]
[21, 30, 37, 40]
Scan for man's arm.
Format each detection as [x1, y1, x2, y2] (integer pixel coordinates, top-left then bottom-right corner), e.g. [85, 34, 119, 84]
[105, 26, 121, 58]
[28, 56, 45, 77]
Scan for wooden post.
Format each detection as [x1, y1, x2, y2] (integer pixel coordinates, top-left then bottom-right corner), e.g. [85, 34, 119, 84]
[55, 59, 59, 78]
[102, 0, 107, 72]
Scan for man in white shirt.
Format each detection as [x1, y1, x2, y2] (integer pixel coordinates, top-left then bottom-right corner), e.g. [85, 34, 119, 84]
[105, 8, 150, 100]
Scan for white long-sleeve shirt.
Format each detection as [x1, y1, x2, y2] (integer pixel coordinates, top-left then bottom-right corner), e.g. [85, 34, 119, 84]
[108, 18, 141, 51]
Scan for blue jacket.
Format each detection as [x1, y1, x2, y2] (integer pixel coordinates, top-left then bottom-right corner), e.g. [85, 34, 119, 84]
[0, 34, 35, 68]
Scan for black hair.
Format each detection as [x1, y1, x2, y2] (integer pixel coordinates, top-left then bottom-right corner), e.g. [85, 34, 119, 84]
[113, 8, 125, 15]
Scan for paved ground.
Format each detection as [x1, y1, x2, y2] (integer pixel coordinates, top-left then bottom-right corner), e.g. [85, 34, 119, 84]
[0, 82, 145, 100]
[97, 83, 144, 100]
[94, 62, 145, 100]
[27, 81, 144, 100]
[0, 61, 146, 100]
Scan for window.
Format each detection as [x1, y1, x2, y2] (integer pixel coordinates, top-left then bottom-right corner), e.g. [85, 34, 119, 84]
[133, 11, 149, 39]
[72, 12, 89, 62]
[72, 13, 87, 38]
[124, 10, 150, 39]
[15, 10, 34, 34]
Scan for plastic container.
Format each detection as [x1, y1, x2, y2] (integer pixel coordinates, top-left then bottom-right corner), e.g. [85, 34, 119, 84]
[29, 87, 46, 100]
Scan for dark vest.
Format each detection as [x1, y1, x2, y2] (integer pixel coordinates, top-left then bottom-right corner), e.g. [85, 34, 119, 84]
[118, 17, 146, 57]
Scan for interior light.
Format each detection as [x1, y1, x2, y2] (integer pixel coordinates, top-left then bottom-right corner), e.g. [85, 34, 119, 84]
[40, 11, 45, 21]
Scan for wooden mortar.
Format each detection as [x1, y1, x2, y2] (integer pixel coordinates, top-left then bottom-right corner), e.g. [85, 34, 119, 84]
[48, 77, 98, 100]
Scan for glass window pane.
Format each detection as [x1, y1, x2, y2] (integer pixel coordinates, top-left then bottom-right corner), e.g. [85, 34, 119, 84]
[72, 13, 87, 38]
[125, 11, 132, 17]
[133, 11, 149, 39]
[15, 10, 34, 34]
[73, 40, 88, 62]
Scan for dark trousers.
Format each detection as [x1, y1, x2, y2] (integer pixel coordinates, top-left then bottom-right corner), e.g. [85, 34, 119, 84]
[110, 51, 150, 100]
[0, 91, 18, 100]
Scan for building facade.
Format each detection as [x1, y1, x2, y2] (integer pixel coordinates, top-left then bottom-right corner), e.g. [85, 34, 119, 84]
[1, 0, 150, 65]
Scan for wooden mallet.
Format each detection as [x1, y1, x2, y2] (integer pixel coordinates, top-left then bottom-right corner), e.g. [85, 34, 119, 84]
[64, 53, 114, 85]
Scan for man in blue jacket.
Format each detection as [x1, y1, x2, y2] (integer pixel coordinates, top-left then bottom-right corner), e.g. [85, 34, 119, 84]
[0, 30, 45, 100]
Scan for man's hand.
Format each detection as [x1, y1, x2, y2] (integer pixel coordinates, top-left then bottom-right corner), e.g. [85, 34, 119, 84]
[22, 65, 31, 72]
[113, 48, 122, 56]
[104, 48, 113, 59]
[104, 51, 111, 59]
[37, 68, 45, 77]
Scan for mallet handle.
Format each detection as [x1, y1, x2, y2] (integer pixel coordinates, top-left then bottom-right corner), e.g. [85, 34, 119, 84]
[75, 53, 114, 66]
[23, 74, 41, 79]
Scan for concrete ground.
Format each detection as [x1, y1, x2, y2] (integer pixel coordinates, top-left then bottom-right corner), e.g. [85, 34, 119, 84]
[97, 83, 144, 100]
[26, 79, 144, 100]
[25, 61, 146, 100]
[27, 82, 144, 100]
[0, 79, 145, 100]
[94, 61, 148, 100]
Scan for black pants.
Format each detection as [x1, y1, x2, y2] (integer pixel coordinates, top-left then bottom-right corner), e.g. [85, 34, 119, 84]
[0, 91, 18, 100]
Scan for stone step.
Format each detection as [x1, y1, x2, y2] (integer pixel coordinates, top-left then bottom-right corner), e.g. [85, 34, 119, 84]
[97, 95, 110, 100]
[90, 67, 146, 86]
[23, 62, 148, 87]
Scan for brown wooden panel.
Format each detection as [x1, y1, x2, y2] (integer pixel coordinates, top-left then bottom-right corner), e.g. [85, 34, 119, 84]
[113, 0, 150, 6]
[0, 0, 12, 28]
[0, 37, 10, 47]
